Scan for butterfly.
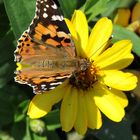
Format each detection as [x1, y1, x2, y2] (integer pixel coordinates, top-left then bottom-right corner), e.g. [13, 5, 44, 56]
[14, 0, 89, 94]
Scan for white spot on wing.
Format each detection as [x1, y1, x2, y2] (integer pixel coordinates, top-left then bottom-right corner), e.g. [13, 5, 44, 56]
[50, 82, 62, 86]
[61, 16, 64, 20]
[41, 84, 46, 88]
[44, 8, 47, 11]
[55, 75, 70, 80]
[49, 87, 55, 90]
[51, 15, 57, 21]
[51, 15, 64, 21]
[43, 88, 48, 90]
[41, 84, 48, 91]
[46, 5, 49, 8]
[43, 13, 48, 18]
[51, 3, 57, 9]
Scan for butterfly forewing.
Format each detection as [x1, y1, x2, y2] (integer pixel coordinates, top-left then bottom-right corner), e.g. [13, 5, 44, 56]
[28, 0, 72, 47]
[14, 0, 80, 94]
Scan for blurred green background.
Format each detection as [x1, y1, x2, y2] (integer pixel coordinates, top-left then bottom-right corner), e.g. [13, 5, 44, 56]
[1, 0, 140, 139]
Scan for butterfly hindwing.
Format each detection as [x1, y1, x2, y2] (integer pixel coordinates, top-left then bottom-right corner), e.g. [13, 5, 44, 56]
[28, 0, 72, 47]
[14, 31, 75, 93]
[15, 67, 70, 93]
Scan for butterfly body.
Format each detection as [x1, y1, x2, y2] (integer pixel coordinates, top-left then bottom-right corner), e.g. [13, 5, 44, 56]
[14, 0, 89, 93]
[19, 52, 86, 75]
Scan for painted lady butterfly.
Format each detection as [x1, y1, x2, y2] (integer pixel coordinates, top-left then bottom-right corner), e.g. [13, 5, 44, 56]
[14, 0, 89, 93]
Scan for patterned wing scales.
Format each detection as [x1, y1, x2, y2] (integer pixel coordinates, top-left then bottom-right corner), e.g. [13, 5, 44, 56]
[28, 0, 72, 47]
[14, 31, 75, 93]
[15, 69, 70, 93]
[15, 31, 36, 62]
[14, 0, 77, 94]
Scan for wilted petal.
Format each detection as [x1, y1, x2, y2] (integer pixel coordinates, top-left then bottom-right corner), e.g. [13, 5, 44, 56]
[103, 70, 138, 91]
[61, 87, 78, 132]
[94, 40, 134, 70]
[87, 17, 112, 59]
[27, 81, 68, 118]
[85, 92, 102, 129]
[74, 91, 88, 135]
[91, 82, 125, 122]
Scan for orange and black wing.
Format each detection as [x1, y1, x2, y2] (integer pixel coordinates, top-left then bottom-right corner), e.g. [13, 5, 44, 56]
[14, 31, 73, 93]
[14, 0, 76, 94]
[28, 0, 73, 47]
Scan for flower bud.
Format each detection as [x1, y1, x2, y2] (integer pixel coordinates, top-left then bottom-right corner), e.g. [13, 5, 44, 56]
[29, 119, 45, 135]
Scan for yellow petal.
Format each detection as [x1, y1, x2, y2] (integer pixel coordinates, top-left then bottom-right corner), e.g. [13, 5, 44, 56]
[131, 2, 140, 22]
[110, 88, 128, 108]
[61, 87, 78, 132]
[27, 81, 68, 119]
[71, 10, 89, 57]
[85, 92, 102, 129]
[114, 8, 131, 27]
[92, 82, 125, 122]
[74, 91, 88, 135]
[27, 97, 52, 119]
[103, 70, 138, 91]
[64, 18, 78, 46]
[87, 17, 112, 59]
[94, 40, 134, 70]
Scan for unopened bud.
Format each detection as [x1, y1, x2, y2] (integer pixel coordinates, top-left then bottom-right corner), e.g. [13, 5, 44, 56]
[29, 119, 45, 135]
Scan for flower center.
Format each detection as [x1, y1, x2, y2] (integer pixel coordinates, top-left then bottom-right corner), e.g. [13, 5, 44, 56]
[69, 62, 99, 90]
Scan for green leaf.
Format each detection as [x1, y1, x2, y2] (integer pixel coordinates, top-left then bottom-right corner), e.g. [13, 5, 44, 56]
[32, 133, 47, 140]
[58, 0, 78, 18]
[0, 31, 16, 89]
[93, 116, 132, 140]
[0, 2, 10, 39]
[84, 0, 110, 21]
[0, 131, 14, 140]
[23, 117, 32, 140]
[0, 89, 15, 125]
[101, 0, 121, 17]
[0, 30, 15, 62]
[0, 85, 28, 125]
[14, 100, 30, 122]
[3, 0, 35, 38]
[46, 130, 60, 140]
[117, 0, 134, 8]
[82, 0, 97, 11]
[0, 0, 3, 4]
[113, 25, 140, 56]
[44, 109, 61, 131]
[11, 122, 26, 140]
[0, 62, 15, 88]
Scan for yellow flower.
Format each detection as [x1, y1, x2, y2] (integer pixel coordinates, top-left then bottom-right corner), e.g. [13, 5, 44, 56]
[114, 2, 140, 35]
[27, 10, 137, 135]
